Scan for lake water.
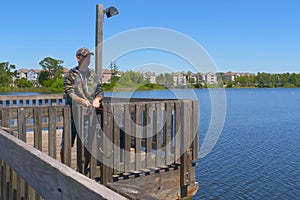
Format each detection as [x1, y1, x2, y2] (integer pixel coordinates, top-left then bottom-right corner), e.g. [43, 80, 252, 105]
[1, 88, 299, 199]
[108, 88, 300, 199]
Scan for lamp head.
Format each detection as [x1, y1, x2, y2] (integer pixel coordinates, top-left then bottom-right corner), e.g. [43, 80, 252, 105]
[105, 6, 119, 18]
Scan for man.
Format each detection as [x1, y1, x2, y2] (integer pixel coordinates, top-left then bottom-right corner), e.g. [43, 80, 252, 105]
[60, 47, 103, 173]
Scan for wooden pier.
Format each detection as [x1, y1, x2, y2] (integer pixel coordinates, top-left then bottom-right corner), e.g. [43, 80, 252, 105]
[0, 94, 199, 199]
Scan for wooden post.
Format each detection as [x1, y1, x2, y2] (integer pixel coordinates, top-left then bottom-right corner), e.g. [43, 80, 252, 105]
[155, 103, 162, 166]
[48, 107, 57, 158]
[17, 108, 26, 199]
[90, 109, 98, 180]
[95, 4, 104, 79]
[124, 104, 131, 172]
[180, 101, 192, 199]
[192, 100, 199, 160]
[101, 103, 113, 184]
[76, 106, 84, 173]
[113, 105, 121, 174]
[165, 102, 172, 165]
[63, 106, 72, 166]
[33, 108, 42, 151]
[135, 104, 142, 170]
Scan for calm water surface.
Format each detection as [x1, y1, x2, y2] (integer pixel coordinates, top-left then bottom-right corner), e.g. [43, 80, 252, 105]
[108, 88, 300, 199]
[2, 89, 300, 199]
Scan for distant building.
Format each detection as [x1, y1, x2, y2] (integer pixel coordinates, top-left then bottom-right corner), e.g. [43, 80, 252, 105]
[204, 72, 218, 84]
[143, 71, 156, 84]
[102, 69, 112, 83]
[172, 72, 186, 86]
[223, 71, 254, 82]
[101, 69, 121, 83]
[27, 69, 41, 81]
[188, 73, 199, 84]
[16, 68, 29, 79]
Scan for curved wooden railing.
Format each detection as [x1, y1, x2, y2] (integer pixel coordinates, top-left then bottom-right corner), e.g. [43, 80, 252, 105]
[0, 94, 199, 199]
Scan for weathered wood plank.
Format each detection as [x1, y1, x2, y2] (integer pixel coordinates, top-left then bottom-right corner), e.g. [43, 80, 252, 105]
[165, 102, 172, 165]
[17, 109, 27, 200]
[135, 104, 142, 170]
[63, 106, 72, 167]
[75, 106, 84, 173]
[3, 161, 8, 200]
[48, 107, 57, 158]
[108, 165, 197, 200]
[124, 104, 131, 172]
[113, 105, 121, 174]
[1, 108, 10, 128]
[90, 109, 99, 180]
[145, 104, 154, 168]
[155, 103, 162, 166]
[140, 104, 147, 170]
[175, 102, 181, 163]
[180, 101, 192, 199]
[0, 159, 3, 199]
[0, 129, 127, 200]
[101, 104, 113, 185]
[192, 100, 199, 160]
[34, 108, 42, 151]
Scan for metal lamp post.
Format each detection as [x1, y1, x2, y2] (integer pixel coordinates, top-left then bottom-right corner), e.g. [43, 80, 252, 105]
[95, 4, 119, 80]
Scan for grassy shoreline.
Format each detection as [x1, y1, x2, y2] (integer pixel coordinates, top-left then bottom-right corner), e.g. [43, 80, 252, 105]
[1, 86, 299, 94]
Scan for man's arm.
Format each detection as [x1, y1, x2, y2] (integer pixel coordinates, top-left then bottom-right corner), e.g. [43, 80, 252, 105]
[64, 71, 91, 107]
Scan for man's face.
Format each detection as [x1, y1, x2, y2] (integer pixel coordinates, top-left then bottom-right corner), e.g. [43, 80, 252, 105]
[77, 55, 91, 71]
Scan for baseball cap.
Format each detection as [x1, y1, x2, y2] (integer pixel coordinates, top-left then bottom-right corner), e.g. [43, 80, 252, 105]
[76, 47, 94, 57]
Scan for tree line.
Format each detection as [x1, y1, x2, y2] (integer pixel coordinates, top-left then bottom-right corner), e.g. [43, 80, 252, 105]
[1, 57, 300, 93]
[222, 72, 300, 88]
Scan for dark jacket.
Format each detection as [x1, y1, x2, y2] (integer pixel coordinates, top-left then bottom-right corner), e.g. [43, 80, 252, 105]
[64, 67, 103, 105]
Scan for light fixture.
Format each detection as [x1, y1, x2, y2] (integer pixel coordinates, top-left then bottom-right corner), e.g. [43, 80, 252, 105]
[105, 6, 119, 18]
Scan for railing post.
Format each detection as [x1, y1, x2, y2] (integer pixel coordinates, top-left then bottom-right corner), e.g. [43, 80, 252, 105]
[165, 102, 173, 165]
[74, 105, 84, 173]
[155, 103, 163, 166]
[33, 108, 42, 151]
[192, 100, 199, 160]
[180, 101, 192, 199]
[63, 106, 72, 166]
[101, 103, 113, 185]
[113, 104, 121, 174]
[48, 107, 57, 158]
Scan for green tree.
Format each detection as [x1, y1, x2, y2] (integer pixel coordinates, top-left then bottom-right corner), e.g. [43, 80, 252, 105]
[16, 78, 33, 88]
[156, 73, 173, 87]
[109, 61, 119, 76]
[39, 57, 64, 86]
[0, 62, 16, 87]
[38, 70, 51, 86]
[50, 78, 64, 92]
[186, 71, 194, 84]
[256, 72, 272, 87]
[108, 61, 120, 84]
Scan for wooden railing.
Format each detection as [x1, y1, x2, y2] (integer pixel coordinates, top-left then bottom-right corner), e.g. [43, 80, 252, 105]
[0, 128, 127, 200]
[0, 94, 199, 199]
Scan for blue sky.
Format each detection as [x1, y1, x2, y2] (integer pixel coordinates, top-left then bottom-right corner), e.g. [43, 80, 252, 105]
[1, 0, 299, 73]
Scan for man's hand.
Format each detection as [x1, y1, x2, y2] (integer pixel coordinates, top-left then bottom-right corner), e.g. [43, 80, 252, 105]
[92, 97, 102, 108]
[78, 98, 91, 107]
